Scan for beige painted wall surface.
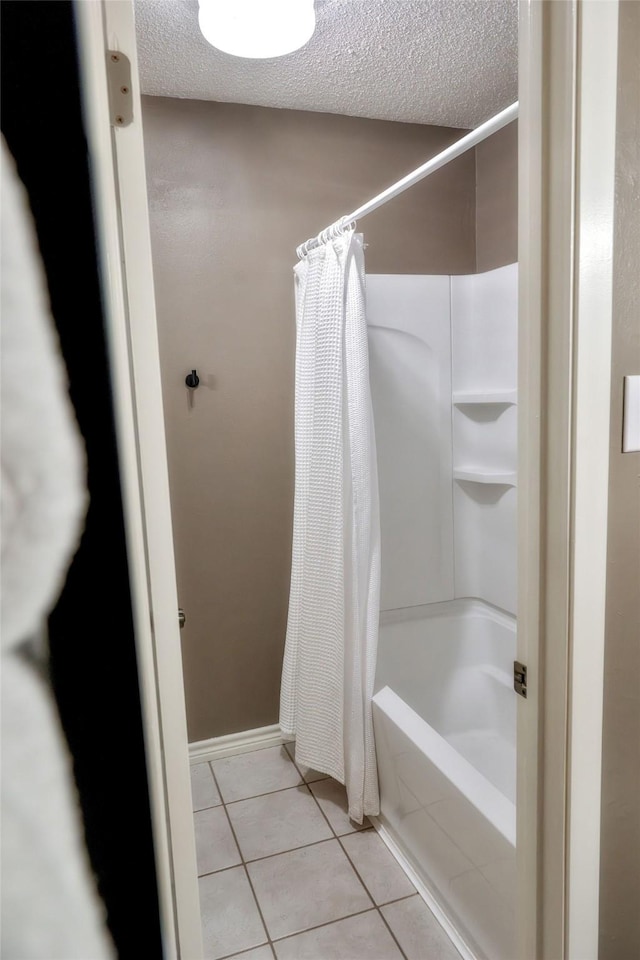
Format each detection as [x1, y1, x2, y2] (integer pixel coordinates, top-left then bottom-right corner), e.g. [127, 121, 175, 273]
[141, 96, 476, 740]
[599, 3, 640, 957]
[475, 120, 518, 272]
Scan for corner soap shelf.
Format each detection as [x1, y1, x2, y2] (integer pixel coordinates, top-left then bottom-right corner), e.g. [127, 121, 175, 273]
[453, 390, 517, 406]
[454, 468, 517, 487]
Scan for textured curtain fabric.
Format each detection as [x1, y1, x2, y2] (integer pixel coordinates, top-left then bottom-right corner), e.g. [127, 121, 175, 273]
[280, 229, 381, 823]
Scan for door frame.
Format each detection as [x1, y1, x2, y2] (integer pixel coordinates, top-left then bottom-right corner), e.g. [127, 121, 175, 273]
[74, 1, 620, 957]
[74, 2, 203, 957]
[518, 1, 619, 957]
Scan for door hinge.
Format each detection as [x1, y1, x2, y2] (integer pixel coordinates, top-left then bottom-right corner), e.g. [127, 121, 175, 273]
[514, 660, 527, 698]
[106, 51, 133, 127]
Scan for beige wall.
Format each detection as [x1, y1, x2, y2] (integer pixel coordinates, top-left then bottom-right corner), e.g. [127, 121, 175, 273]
[141, 96, 515, 741]
[475, 120, 518, 271]
[599, 3, 640, 956]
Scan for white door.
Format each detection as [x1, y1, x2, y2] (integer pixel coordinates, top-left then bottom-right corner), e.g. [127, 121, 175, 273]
[74, 1, 621, 958]
[74, 2, 203, 957]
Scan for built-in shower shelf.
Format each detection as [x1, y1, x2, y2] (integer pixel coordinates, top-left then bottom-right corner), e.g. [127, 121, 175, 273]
[453, 390, 517, 406]
[454, 468, 517, 487]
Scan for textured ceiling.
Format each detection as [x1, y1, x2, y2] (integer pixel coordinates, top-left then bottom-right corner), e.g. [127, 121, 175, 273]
[134, 0, 518, 129]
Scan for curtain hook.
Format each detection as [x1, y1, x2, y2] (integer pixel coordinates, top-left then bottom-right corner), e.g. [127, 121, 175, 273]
[297, 215, 357, 259]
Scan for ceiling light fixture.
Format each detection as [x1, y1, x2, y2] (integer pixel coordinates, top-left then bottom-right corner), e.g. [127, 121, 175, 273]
[198, 0, 316, 60]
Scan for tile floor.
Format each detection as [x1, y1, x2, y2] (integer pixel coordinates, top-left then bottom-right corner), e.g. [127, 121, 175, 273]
[191, 743, 462, 960]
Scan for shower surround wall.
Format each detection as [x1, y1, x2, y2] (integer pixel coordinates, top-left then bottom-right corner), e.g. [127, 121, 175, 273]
[141, 95, 516, 741]
[369, 264, 518, 960]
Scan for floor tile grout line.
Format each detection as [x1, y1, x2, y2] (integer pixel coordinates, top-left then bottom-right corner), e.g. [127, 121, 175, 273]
[269, 905, 380, 944]
[375, 903, 410, 960]
[209, 742, 368, 834]
[208, 766, 277, 958]
[196, 844, 415, 955]
[215, 943, 271, 960]
[206, 756, 304, 805]
[193, 802, 224, 814]
[210, 753, 339, 864]
[332, 830, 376, 910]
[221, 781, 310, 807]
[377, 892, 421, 910]
[267, 897, 412, 960]
[196, 834, 420, 884]
[378, 893, 465, 960]
[197, 757, 370, 873]
[193, 800, 242, 876]
[302, 780, 342, 840]
[200, 750, 409, 957]
[238, 860, 277, 959]
[283, 743, 331, 786]
[189, 761, 222, 812]
[266, 898, 417, 950]
[198, 861, 245, 881]
[214, 755, 384, 953]
[196, 847, 420, 898]
[336, 832, 419, 905]
[234, 835, 337, 868]
[335, 832, 410, 960]
[196, 744, 458, 956]
[294, 778, 409, 958]
[303, 776, 374, 838]
[289, 753, 440, 960]
[300, 776, 372, 843]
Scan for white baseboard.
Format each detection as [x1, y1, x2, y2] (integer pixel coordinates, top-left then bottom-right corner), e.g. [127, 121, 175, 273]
[369, 815, 478, 960]
[188, 723, 287, 764]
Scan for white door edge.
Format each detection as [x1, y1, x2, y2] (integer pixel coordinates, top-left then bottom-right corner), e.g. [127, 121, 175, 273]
[566, 2, 618, 956]
[74, 2, 203, 957]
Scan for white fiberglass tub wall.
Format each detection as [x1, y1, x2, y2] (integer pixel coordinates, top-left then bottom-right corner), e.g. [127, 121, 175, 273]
[367, 265, 518, 960]
[366, 266, 518, 619]
[366, 275, 454, 611]
[374, 601, 516, 804]
[451, 267, 518, 613]
[373, 600, 516, 960]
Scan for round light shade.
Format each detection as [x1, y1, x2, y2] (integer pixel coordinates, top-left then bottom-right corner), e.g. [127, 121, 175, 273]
[198, 0, 316, 59]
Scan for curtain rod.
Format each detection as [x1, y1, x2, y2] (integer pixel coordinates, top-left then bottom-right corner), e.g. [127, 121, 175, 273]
[297, 100, 519, 258]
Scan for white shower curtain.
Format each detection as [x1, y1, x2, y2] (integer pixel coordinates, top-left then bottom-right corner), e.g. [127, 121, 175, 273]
[280, 228, 381, 823]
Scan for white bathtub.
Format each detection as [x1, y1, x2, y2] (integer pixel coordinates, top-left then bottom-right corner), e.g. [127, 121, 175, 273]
[372, 598, 517, 960]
